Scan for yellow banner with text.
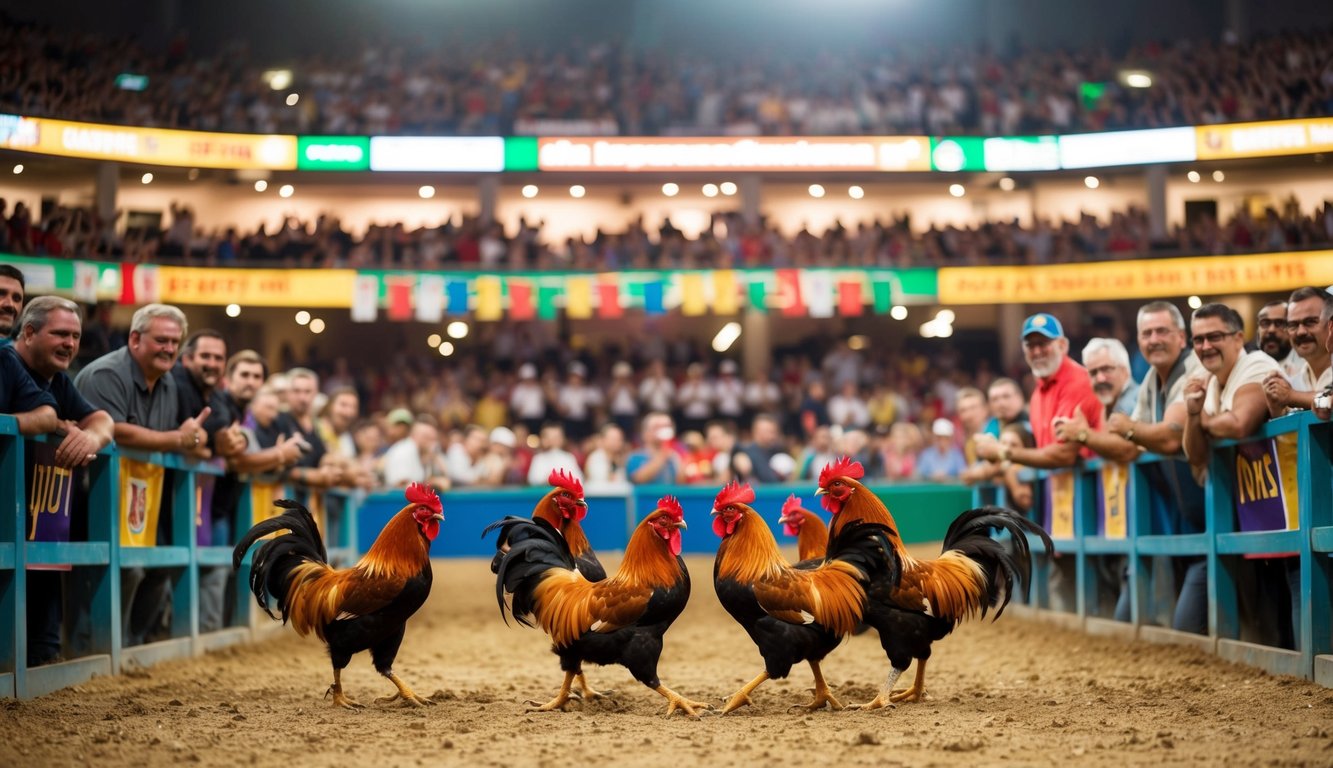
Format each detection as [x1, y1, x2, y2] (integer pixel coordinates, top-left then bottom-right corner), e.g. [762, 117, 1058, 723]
[157, 267, 357, 307]
[0, 115, 297, 169]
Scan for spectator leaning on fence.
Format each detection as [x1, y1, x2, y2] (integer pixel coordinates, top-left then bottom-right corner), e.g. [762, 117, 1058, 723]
[8, 296, 114, 666]
[0, 263, 24, 345]
[1255, 299, 1302, 381]
[1262, 287, 1333, 417]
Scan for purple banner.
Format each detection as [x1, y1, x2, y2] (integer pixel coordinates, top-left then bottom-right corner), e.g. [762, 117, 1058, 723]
[27, 442, 75, 571]
[196, 473, 217, 546]
[1235, 439, 1287, 532]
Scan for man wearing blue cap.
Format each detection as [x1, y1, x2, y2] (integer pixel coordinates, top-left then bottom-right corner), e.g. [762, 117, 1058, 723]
[975, 312, 1102, 469]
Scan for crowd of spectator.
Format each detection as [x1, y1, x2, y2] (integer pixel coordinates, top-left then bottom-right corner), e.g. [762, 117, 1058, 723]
[6, 198, 1333, 271]
[3, 13, 1332, 137]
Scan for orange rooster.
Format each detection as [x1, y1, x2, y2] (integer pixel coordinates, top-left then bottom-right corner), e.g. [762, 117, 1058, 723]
[816, 456, 1053, 709]
[777, 493, 829, 562]
[712, 482, 898, 713]
[488, 496, 708, 717]
[233, 483, 444, 709]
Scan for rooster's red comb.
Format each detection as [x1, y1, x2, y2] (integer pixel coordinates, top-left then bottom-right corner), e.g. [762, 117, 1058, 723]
[657, 495, 684, 522]
[781, 494, 802, 517]
[818, 456, 865, 487]
[405, 482, 441, 513]
[548, 468, 584, 498]
[714, 481, 755, 509]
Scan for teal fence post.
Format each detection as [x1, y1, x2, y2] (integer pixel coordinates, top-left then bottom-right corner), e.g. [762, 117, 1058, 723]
[1, 418, 23, 698]
[1205, 444, 1239, 640]
[1298, 417, 1332, 677]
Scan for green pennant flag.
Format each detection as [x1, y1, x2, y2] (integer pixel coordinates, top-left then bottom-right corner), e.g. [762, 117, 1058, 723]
[746, 278, 767, 313]
[537, 284, 560, 320]
[872, 278, 894, 314]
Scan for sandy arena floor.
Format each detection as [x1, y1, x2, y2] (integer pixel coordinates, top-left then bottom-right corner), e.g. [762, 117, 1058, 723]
[2, 552, 1331, 768]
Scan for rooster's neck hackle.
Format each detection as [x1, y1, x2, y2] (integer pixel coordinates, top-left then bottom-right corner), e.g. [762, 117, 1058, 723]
[718, 507, 787, 583]
[833, 481, 910, 561]
[795, 510, 828, 561]
[611, 516, 682, 589]
[359, 504, 431, 579]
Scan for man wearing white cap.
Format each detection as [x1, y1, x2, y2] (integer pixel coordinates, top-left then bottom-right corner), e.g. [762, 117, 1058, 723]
[917, 418, 966, 481]
[556, 360, 602, 441]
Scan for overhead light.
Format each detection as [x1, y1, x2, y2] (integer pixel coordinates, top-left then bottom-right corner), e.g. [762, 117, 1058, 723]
[1121, 70, 1153, 89]
[263, 69, 293, 91]
[890, 305, 909, 321]
[141, 172, 153, 184]
[1187, 295, 1202, 309]
[998, 176, 1016, 192]
[309, 318, 326, 334]
[418, 185, 435, 199]
[662, 182, 679, 197]
[1186, 170, 1201, 183]
[808, 184, 825, 198]
[719, 181, 738, 196]
[427, 333, 442, 348]
[254, 179, 268, 192]
[285, 93, 300, 106]
[12, 164, 23, 174]
[1212, 170, 1225, 182]
[919, 318, 954, 338]
[702, 183, 719, 198]
[1084, 175, 1100, 189]
[225, 303, 241, 318]
[848, 185, 865, 199]
[936, 308, 956, 323]
[521, 184, 539, 198]
[569, 184, 586, 198]
[438, 341, 455, 357]
[712, 321, 742, 353]
[279, 184, 294, 198]
[948, 183, 965, 198]
[446, 321, 469, 339]
[295, 310, 311, 326]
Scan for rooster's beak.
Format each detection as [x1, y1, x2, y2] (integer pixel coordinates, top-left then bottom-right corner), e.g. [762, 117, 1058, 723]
[675, 520, 688, 530]
[778, 514, 795, 525]
[577, 499, 588, 507]
[709, 507, 720, 517]
[430, 513, 444, 522]
[813, 487, 826, 496]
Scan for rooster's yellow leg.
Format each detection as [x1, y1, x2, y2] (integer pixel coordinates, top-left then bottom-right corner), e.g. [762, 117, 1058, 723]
[575, 671, 614, 700]
[721, 671, 769, 714]
[888, 659, 926, 703]
[655, 685, 712, 718]
[790, 661, 843, 711]
[325, 669, 365, 710]
[526, 671, 577, 712]
[849, 666, 904, 711]
[375, 671, 436, 707]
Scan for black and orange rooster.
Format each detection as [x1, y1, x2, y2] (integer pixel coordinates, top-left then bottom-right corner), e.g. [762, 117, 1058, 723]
[712, 482, 898, 714]
[487, 496, 708, 717]
[816, 457, 1053, 709]
[233, 483, 444, 710]
[778, 493, 829, 563]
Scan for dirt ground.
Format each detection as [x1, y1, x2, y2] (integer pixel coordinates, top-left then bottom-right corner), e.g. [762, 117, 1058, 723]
[3, 551, 1332, 768]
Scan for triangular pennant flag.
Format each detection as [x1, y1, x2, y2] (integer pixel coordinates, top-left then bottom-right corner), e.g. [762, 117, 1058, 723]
[643, 281, 665, 316]
[415, 274, 445, 322]
[118, 263, 137, 305]
[74, 262, 99, 303]
[746, 275, 767, 313]
[350, 274, 380, 322]
[509, 281, 534, 321]
[837, 279, 864, 316]
[680, 273, 707, 316]
[134, 264, 161, 304]
[805, 270, 834, 318]
[596, 281, 622, 319]
[537, 284, 561, 321]
[777, 269, 804, 317]
[446, 279, 469, 315]
[475, 276, 502, 321]
[566, 277, 592, 319]
[713, 270, 738, 315]
[387, 278, 414, 321]
[872, 277, 895, 314]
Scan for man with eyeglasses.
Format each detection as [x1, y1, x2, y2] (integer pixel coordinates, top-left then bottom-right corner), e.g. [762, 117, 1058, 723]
[1261, 287, 1332, 417]
[1255, 299, 1301, 380]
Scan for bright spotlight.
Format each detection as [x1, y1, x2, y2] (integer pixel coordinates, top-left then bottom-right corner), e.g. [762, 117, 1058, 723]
[712, 322, 742, 353]
[1187, 295, 1202, 309]
[418, 185, 435, 199]
[438, 341, 455, 357]
[890, 305, 909, 321]
[948, 184, 965, 198]
[521, 184, 539, 198]
[295, 310, 311, 326]
[1212, 170, 1225, 182]
[285, 93, 300, 106]
[808, 184, 825, 198]
[1122, 71, 1153, 89]
[446, 321, 469, 339]
[254, 179, 268, 192]
[225, 303, 241, 318]
[1187, 171, 1201, 183]
[279, 184, 294, 198]
[719, 181, 738, 196]
[936, 308, 956, 323]
[848, 185, 865, 199]
[427, 333, 442, 348]
[309, 318, 326, 334]
[662, 182, 679, 197]
[11, 164, 22, 174]
[570, 185, 586, 198]
[998, 177, 1016, 192]
[702, 183, 719, 198]
[263, 69, 293, 91]
[1084, 176, 1100, 189]
[141, 172, 153, 184]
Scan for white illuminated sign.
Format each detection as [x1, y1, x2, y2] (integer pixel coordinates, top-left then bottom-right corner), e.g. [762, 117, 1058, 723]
[1057, 127, 1196, 169]
[368, 137, 505, 172]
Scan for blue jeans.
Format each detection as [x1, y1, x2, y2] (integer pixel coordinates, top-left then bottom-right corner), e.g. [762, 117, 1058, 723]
[1172, 559, 1208, 634]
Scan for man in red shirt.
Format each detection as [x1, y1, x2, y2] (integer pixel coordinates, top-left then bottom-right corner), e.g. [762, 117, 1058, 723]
[975, 313, 1103, 467]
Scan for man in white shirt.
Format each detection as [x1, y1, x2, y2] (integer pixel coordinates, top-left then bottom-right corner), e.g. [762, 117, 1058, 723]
[556, 361, 603, 441]
[382, 416, 450, 491]
[1263, 287, 1333, 416]
[526, 423, 583, 485]
[1183, 303, 1280, 478]
[446, 424, 489, 486]
[509, 363, 547, 435]
[637, 359, 676, 415]
[1255, 299, 1302, 380]
[675, 361, 714, 433]
[605, 361, 640, 435]
[827, 380, 871, 429]
[713, 359, 745, 422]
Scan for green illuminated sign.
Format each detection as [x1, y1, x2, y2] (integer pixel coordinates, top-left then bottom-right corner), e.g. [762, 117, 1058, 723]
[297, 136, 370, 171]
[930, 137, 984, 172]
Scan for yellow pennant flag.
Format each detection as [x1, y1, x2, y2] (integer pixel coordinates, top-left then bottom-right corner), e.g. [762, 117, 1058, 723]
[475, 276, 502, 321]
[566, 276, 593, 319]
[680, 272, 707, 316]
[712, 270, 738, 315]
[119, 457, 165, 547]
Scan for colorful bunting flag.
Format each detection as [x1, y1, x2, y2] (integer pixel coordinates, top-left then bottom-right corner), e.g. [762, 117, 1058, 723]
[475, 276, 502, 321]
[777, 269, 804, 317]
[134, 264, 161, 304]
[446, 279, 469, 315]
[713, 270, 738, 315]
[387, 279, 414, 321]
[566, 277, 592, 319]
[415, 274, 445, 322]
[74, 262, 98, 303]
[837, 279, 864, 316]
[805, 270, 834, 318]
[643, 281, 665, 316]
[350, 274, 379, 321]
[746, 276, 767, 313]
[118, 263, 137, 305]
[537, 284, 561, 320]
[872, 276, 895, 314]
[509, 281, 535, 321]
[680, 273, 707, 316]
[596, 281, 622, 319]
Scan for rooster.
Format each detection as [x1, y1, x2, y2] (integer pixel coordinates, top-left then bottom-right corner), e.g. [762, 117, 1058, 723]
[487, 496, 708, 717]
[233, 483, 444, 710]
[816, 457, 1053, 709]
[777, 494, 829, 562]
[712, 481, 898, 714]
[486, 468, 607, 698]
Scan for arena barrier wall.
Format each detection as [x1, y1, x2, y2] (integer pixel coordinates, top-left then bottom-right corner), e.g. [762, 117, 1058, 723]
[0, 415, 358, 699]
[975, 410, 1332, 687]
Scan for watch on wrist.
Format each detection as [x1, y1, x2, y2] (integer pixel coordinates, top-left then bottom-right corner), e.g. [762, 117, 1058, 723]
[1124, 423, 1136, 441]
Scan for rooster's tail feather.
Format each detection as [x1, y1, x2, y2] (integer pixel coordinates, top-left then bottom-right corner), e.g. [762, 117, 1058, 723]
[232, 499, 329, 622]
[940, 505, 1054, 620]
[486, 517, 575, 627]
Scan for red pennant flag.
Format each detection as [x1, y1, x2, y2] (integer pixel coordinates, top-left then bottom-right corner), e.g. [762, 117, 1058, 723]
[597, 282, 622, 319]
[777, 269, 804, 317]
[118, 263, 136, 305]
[509, 281, 534, 321]
[387, 280, 413, 321]
[837, 280, 864, 316]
